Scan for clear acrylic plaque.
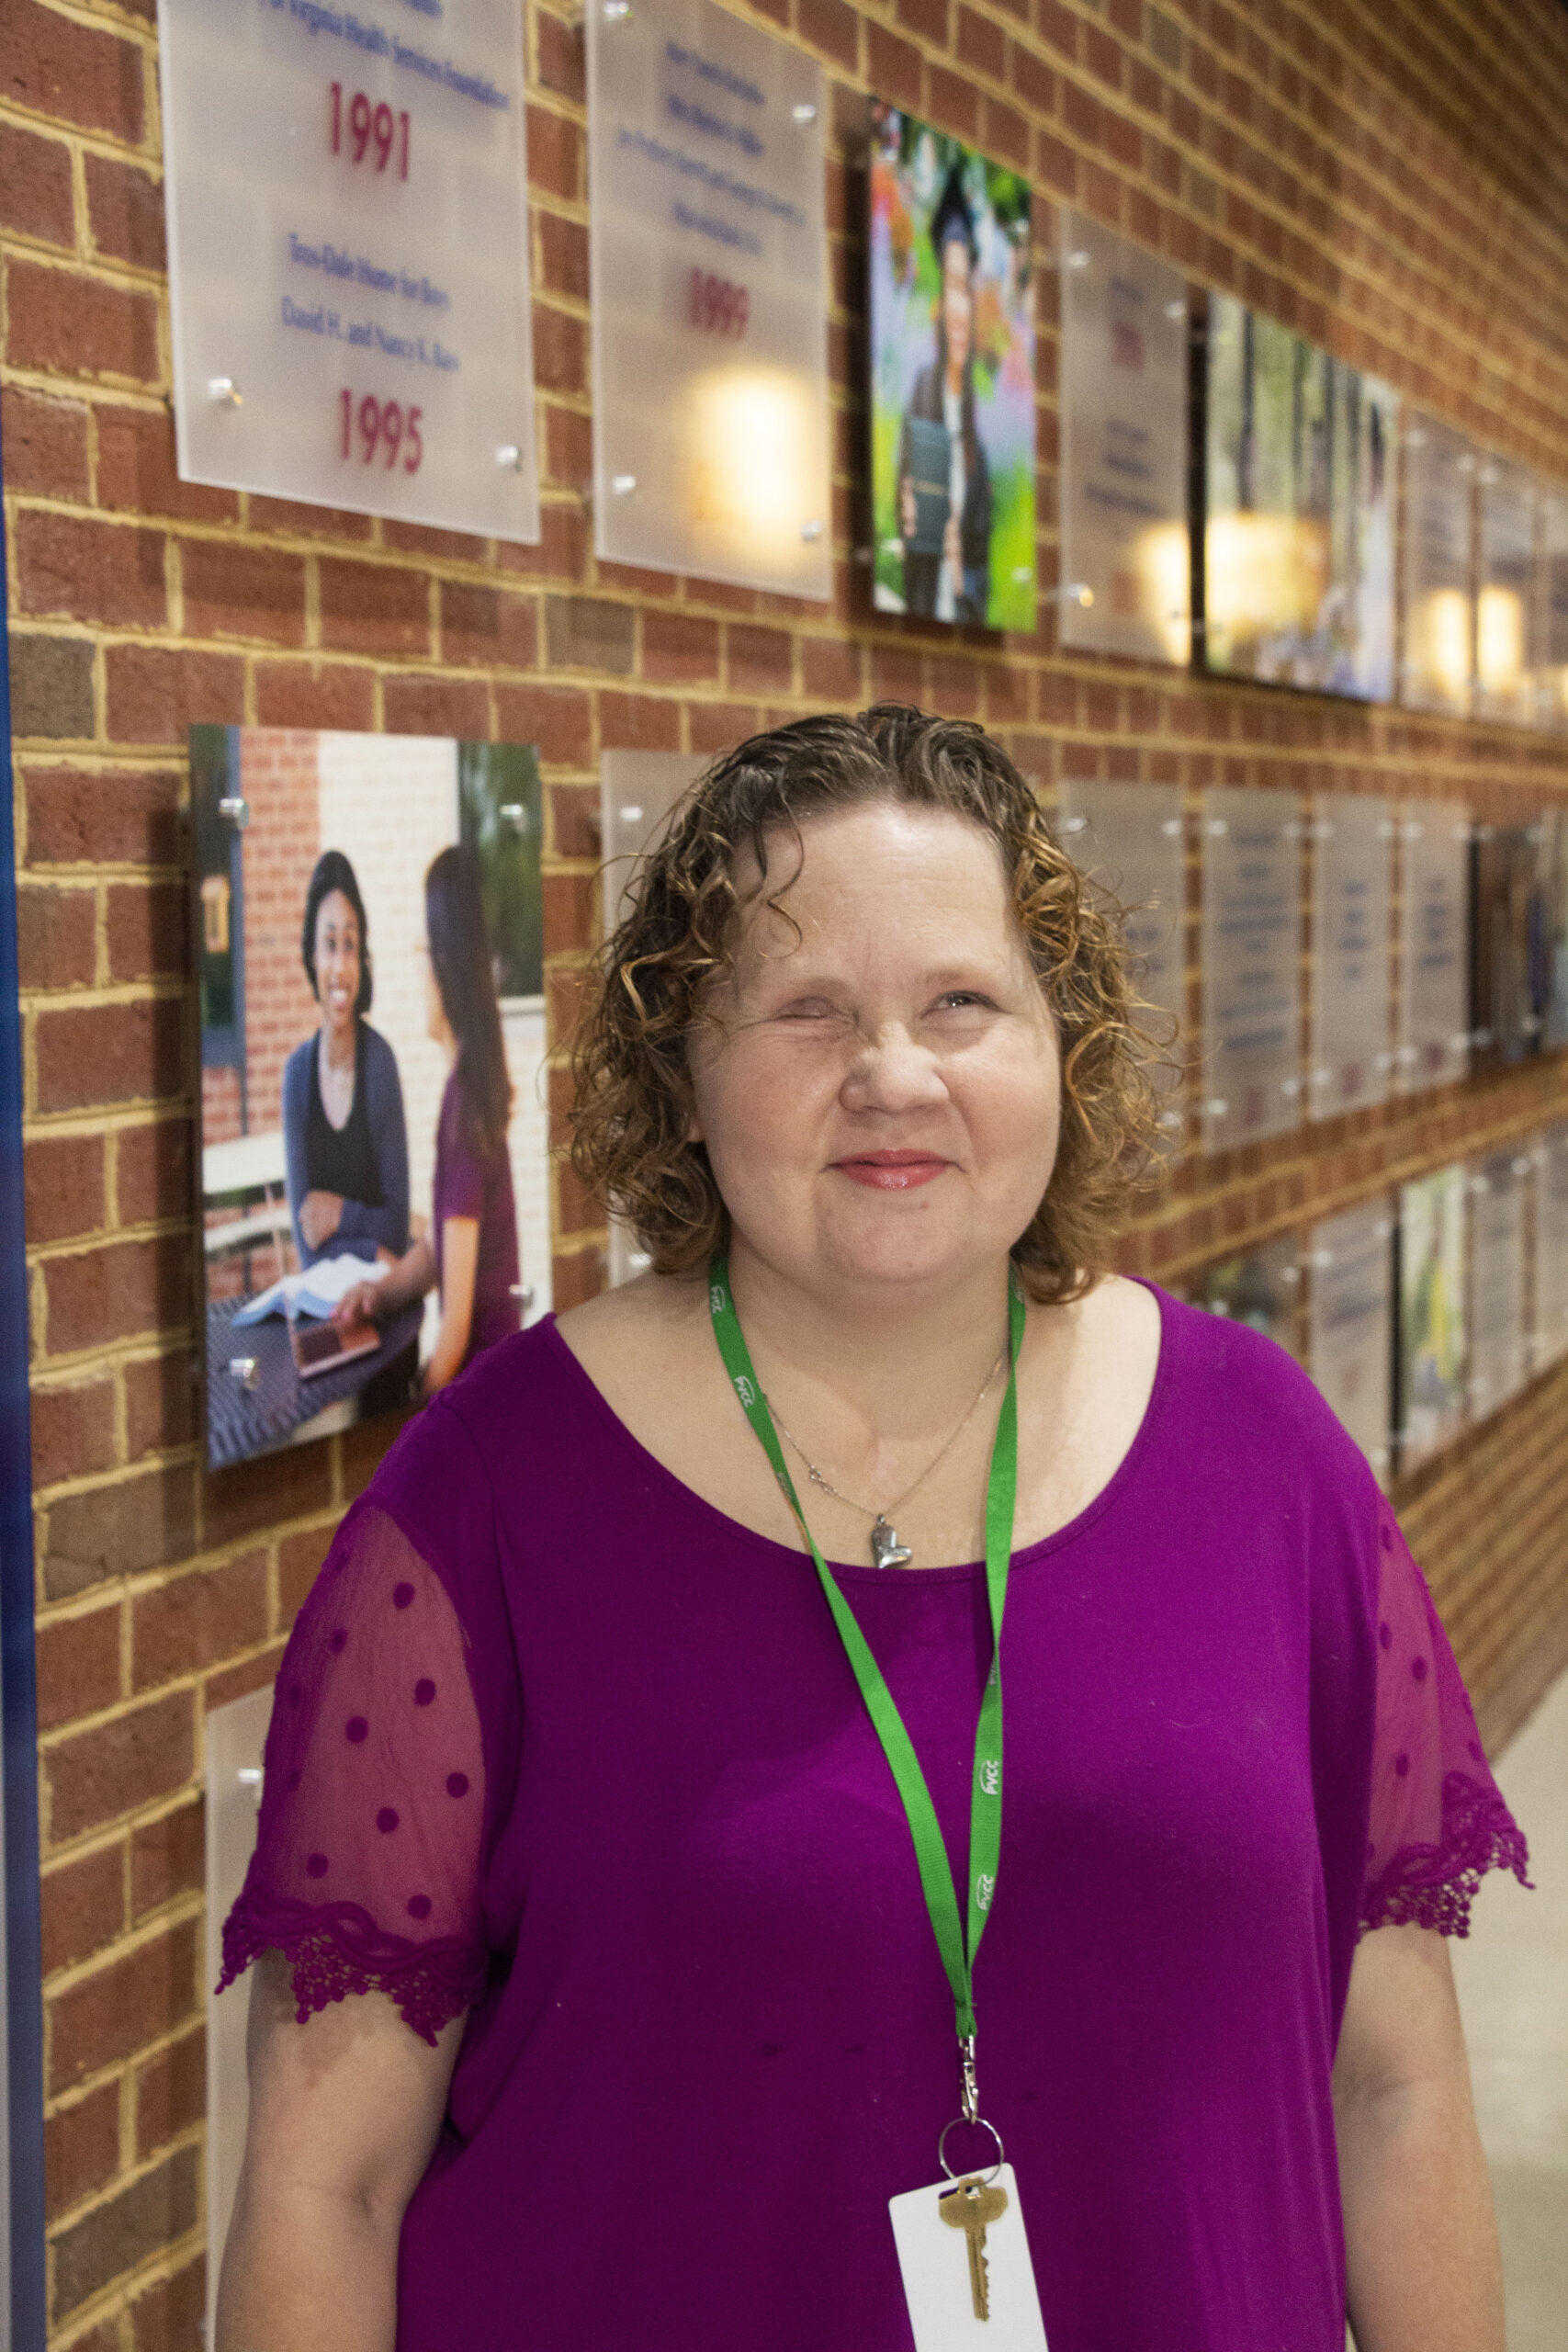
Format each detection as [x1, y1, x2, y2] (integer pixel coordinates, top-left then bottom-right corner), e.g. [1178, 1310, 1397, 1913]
[1307, 1199, 1393, 1481]
[1059, 780, 1187, 1138]
[158, 0, 537, 538]
[1204, 298, 1397, 699]
[1471, 821, 1548, 1069]
[1538, 484, 1568, 734]
[1396, 804, 1471, 1092]
[1543, 807, 1568, 1052]
[1199, 787, 1303, 1151]
[1474, 458, 1538, 726]
[1310, 797, 1393, 1119]
[1401, 415, 1473, 714]
[599, 749, 706, 1288]
[587, 0, 829, 596]
[1532, 1121, 1568, 1370]
[1397, 1165, 1468, 1472]
[1467, 1152, 1529, 1419]
[1057, 213, 1189, 664]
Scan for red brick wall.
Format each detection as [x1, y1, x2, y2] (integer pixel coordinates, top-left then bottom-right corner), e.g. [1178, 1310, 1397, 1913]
[237, 730, 320, 1144]
[6, 0, 1568, 2337]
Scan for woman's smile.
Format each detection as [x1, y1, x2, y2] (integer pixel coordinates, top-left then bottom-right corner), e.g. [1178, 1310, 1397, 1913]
[831, 1149, 950, 1191]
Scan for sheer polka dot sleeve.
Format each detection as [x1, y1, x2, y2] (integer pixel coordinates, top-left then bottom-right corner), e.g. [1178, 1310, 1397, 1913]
[1358, 1511, 1531, 1939]
[219, 1504, 489, 2042]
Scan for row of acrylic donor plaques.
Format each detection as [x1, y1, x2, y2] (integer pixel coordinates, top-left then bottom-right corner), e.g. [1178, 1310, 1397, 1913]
[1470, 820, 1552, 1069]
[1056, 780, 1186, 1138]
[1306, 1200, 1393, 1482]
[1536, 1121, 1568, 1368]
[1397, 803, 1471, 1091]
[1203, 295, 1397, 698]
[599, 750, 705, 1288]
[869, 107, 1035, 630]
[157, 0, 538, 537]
[1310, 797, 1393, 1118]
[1402, 417, 1473, 715]
[1190, 1234, 1303, 1358]
[191, 724, 551, 1471]
[588, 0, 829, 597]
[1466, 1151, 1531, 1419]
[1397, 1164, 1468, 1472]
[1199, 787, 1303, 1151]
[1056, 212, 1189, 664]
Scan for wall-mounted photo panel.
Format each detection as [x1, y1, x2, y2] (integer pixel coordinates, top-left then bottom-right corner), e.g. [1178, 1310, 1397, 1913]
[1541, 804, 1568, 1052]
[1190, 1233, 1303, 1360]
[158, 0, 538, 537]
[1306, 1199, 1393, 1483]
[1397, 1164, 1468, 1473]
[1057, 780, 1187, 1140]
[1309, 797, 1393, 1119]
[1396, 803, 1471, 1092]
[1203, 297, 1396, 697]
[1467, 1151, 1530, 1419]
[587, 0, 829, 596]
[599, 749, 705, 1286]
[1056, 213, 1189, 663]
[192, 726, 549, 1469]
[870, 106, 1034, 630]
[1538, 482, 1568, 734]
[1533, 1121, 1568, 1370]
[1470, 820, 1549, 1069]
[1199, 787, 1303, 1151]
[1474, 458, 1537, 727]
[1401, 415, 1474, 715]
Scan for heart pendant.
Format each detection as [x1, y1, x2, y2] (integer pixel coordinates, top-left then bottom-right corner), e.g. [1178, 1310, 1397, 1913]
[871, 1516, 914, 1570]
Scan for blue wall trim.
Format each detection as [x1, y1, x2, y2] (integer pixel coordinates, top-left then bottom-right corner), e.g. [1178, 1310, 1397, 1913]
[0, 401, 50, 2346]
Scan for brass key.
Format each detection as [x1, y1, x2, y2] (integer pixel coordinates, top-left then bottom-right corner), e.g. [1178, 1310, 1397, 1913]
[939, 2174, 1009, 2320]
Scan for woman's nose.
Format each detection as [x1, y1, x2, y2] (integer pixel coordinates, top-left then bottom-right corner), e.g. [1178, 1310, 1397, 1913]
[841, 1026, 947, 1112]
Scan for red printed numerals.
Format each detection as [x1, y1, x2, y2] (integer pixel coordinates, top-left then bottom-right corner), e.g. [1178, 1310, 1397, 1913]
[330, 84, 410, 179]
[688, 269, 749, 337]
[339, 390, 423, 474]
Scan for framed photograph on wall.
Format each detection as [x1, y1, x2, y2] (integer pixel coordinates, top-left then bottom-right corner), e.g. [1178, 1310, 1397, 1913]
[191, 725, 550, 1470]
[1396, 1165, 1468, 1472]
[869, 105, 1034, 631]
[1203, 296, 1396, 697]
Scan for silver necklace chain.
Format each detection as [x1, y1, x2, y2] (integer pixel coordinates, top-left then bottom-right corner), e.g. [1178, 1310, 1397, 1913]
[766, 1345, 1006, 1567]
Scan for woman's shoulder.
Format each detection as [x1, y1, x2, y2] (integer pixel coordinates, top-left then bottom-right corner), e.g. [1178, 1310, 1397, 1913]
[1151, 1282, 1379, 1498]
[281, 1033, 315, 1093]
[358, 1021, 403, 1089]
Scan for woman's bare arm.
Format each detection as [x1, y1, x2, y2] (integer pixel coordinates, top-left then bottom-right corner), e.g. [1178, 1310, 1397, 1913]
[423, 1216, 479, 1396]
[1334, 1922, 1504, 2352]
[216, 1951, 463, 2352]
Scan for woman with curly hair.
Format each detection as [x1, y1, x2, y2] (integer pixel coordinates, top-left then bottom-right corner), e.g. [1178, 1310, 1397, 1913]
[216, 707, 1525, 2352]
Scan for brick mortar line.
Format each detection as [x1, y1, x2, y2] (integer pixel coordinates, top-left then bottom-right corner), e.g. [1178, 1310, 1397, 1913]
[37, 1893, 203, 2002]
[47, 2217, 207, 2343]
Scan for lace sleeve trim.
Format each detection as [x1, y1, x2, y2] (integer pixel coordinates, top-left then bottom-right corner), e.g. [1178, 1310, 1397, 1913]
[218, 1886, 488, 2046]
[1359, 1770, 1533, 1940]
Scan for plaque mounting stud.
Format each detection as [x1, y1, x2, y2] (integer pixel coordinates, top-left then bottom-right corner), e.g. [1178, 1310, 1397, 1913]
[602, 1, 631, 17]
[207, 376, 243, 408]
[495, 444, 525, 471]
[218, 796, 251, 831]
[799, 518, 823, 541]
[792, 102, 817, 122]
[610, 473, 637, 496]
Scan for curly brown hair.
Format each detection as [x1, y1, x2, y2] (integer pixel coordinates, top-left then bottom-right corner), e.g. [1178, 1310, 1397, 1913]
[570, 705, 1162, 1302]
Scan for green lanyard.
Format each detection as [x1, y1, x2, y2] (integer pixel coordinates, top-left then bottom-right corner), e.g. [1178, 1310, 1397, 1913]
[707, 1255, 1024, 2130]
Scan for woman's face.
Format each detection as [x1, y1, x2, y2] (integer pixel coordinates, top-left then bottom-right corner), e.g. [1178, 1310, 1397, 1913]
[942, 240, 973, 375]
[313, 889, 361, 1035]
[687, 802, 1061, 1307]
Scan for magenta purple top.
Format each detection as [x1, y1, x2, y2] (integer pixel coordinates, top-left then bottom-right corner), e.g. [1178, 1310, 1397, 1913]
[221, 1284, 1529, 2352]
[432, 1072, 519, 1364]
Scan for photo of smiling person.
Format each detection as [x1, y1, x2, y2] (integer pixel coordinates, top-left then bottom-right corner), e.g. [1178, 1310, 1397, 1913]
[281, 849, 411, 1271]
[896, 165, 992, 624]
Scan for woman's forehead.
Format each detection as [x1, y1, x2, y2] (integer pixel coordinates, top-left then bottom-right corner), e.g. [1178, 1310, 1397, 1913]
[728, 806, 1027, 965]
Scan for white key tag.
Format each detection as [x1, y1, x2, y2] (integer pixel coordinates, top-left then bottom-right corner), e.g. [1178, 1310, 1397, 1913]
[888, 2165, 1048, 2351]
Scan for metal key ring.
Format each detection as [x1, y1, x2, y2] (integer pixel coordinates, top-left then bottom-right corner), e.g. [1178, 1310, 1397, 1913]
[938, 2113, 1005, 2183]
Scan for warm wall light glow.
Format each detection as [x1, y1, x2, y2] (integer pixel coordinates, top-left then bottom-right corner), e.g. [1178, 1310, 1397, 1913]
[1476, 584, 1525, 695]
[684, 368, 816, 571]
[1416, 588, 1472, 700]
[1137, 521, 1190, 662]
[1205, 513, 1329, 648]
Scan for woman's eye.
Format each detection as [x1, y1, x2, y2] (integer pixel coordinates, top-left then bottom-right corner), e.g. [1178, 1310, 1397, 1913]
[934, 990, 994, 1012]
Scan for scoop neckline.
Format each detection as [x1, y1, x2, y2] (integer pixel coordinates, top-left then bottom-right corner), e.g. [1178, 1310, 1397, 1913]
[538, 1278, 1173, 1587]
